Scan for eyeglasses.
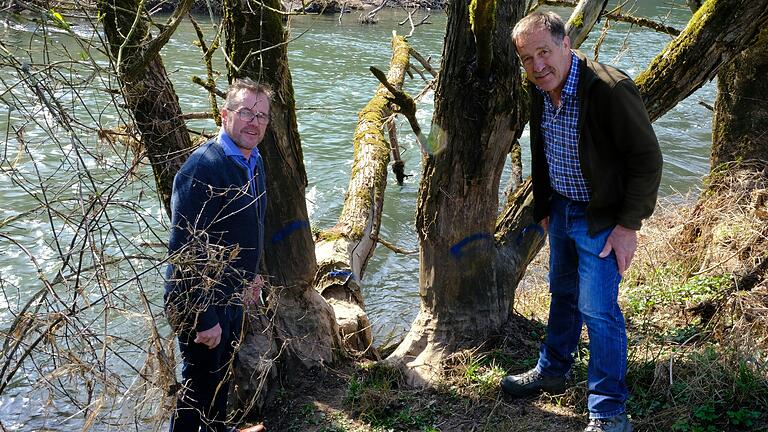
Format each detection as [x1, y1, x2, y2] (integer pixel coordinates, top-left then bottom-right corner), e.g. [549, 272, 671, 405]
[231, 109, 270, 125]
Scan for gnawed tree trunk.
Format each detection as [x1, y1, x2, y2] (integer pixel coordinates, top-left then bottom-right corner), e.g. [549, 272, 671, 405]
[387, 0, 528, 385]
[636, 0, 768, 122]
[99, 0, 195, 216]
[494, 178, 547, 312]
[314, 34, 411, 356]
[223, 0, 341, 415]
[710, 26, 768, 168]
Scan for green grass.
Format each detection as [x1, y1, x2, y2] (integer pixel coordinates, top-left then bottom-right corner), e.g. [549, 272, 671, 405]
[623, 267, 732, 319]
[344, 362, 440, 431]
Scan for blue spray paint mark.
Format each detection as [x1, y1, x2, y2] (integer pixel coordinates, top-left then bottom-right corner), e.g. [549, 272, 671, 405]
[271, 219, 310, 244]
[516, 224, 545, 246]
[450, 232, 493, 259]
[326, 269, 357, 283]
[327, 270, 352, 278]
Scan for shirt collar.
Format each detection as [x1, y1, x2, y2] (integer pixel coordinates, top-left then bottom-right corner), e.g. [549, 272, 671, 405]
[219, 129, 260, 160]
[561, 52, 580, 98]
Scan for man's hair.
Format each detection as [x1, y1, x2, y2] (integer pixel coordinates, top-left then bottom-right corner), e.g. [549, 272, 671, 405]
[224, 78, 274, 109]
[512, 11, 566, 46]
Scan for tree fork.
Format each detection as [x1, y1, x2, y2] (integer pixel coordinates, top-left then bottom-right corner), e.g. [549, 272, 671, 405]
[98, 0, 195, 216]
[388, 0, 526, 385]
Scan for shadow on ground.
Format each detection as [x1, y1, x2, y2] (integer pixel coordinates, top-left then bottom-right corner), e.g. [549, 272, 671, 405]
[257, 314, 588, 431]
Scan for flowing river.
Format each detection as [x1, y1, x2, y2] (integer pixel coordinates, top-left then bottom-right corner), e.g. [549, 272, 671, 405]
[0, 1, 714, 429]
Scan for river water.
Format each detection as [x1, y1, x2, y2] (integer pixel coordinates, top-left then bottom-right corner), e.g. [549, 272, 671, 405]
[0, 1, 713, 429]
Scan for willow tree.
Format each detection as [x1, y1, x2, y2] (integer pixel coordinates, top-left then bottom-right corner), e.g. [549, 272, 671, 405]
[386, 0, 531, 384]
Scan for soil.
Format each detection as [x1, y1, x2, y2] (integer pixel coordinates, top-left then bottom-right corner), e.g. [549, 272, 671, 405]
[257, 316, 590, 432]
[261, 369, 585, 431]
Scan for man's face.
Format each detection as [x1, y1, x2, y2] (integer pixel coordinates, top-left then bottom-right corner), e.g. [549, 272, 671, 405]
[221, 90, 270, 156]
[514, 27, 572, 93]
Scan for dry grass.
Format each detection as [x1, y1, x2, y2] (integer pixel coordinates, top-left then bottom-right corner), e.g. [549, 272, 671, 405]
[620, 163, 768, 431]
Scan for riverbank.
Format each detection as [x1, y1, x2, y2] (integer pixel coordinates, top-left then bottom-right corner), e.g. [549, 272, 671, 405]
[253, 177, 768, 431]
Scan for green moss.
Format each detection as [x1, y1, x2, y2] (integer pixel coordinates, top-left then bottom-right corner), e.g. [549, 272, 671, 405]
[571, 12, 584, 28]
[316, 231, 346, 242]
[469, 0, 497, 75]
[337, 34, 411, 240]
[469, 0, 496, 34]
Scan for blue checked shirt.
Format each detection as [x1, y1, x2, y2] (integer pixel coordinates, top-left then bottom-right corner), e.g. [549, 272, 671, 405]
[540, 52, 591, 202]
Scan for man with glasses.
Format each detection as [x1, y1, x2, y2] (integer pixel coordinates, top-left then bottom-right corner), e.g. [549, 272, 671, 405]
[500, 11, 662, 432]
[165, 78, 270, 432]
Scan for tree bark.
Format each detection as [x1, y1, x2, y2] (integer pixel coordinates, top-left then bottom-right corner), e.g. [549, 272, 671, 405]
[564, 0, 608, 48]
[98, 0, 195, 216]
[388, 0, 528, 385]
[314, 34, 412, 356]
[710, 26, 768, 168]
[222, 0, 341, 415]
[636, 0, 768, 123]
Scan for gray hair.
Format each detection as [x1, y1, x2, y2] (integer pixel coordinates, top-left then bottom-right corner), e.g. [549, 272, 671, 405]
[512, 11, 566, 46]
[224, 78, 274, 109]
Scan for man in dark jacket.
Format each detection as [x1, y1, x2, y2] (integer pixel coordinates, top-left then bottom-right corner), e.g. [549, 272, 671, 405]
[500, 12, 662, 432]
[165, 78, 269, 432]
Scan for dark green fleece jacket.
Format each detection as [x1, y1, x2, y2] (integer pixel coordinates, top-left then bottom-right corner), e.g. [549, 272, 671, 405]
[530, 50, 663, 235]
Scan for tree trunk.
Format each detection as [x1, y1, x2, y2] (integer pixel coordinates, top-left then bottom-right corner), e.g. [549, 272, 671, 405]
[222, 0, 341, 416]
[98, 0, 195, 217]
[388, 0, 528, 385]
[710, 26, 768, 168]
[314, 34, 412, 356]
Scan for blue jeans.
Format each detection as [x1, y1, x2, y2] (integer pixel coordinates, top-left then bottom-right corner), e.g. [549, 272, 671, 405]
[536, 193, 628, 418]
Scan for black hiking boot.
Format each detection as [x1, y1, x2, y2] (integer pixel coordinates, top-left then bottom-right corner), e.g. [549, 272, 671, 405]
[499, 368, 567, 397]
